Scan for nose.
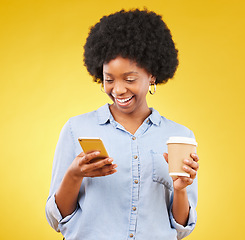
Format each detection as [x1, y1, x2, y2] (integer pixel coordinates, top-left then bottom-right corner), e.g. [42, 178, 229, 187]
[112, 80, 127, 96]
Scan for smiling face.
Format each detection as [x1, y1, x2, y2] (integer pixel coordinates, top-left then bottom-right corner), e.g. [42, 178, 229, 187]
[103, 56, 155, 118]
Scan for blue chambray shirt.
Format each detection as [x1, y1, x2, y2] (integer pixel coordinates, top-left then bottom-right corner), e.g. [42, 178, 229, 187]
[46, 104, 198, 240]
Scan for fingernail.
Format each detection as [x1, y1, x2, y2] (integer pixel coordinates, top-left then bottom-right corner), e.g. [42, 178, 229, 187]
[184, 159, 190, 164]
[108, 158, 113, 163]
[113, 164, 118, 169]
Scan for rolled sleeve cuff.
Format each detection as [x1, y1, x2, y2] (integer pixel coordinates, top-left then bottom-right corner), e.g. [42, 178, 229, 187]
[45, 194, 79, 232]
[169, 202, 197, 239]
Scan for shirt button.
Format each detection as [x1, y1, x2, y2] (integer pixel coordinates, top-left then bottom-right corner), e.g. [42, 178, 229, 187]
[134, 155, 138, 159]
[129, 233, 134, 238]
[132, 136, 136, 140]
[132, 207, 136, 211]
[134, 180, 138, 184]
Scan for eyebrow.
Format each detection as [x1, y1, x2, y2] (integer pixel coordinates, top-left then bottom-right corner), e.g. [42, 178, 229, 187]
[103, 71, 139, 76]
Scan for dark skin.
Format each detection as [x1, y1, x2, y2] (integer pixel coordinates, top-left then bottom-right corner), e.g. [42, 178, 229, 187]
[164, 153, 199, 226]
[55, 151, 117, 217]
[55, 57, 199, 226]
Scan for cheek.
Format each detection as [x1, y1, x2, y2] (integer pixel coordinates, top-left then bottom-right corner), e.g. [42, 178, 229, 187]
[103, 84, 111, 93]
[104, 85, 114, 100]
[139, 83, 150, 95]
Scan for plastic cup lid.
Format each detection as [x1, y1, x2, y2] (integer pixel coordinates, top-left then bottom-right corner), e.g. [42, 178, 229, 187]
[166, 136, 198, 146]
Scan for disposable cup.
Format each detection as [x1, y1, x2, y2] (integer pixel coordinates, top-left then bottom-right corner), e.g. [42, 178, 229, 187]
[166, 137, 197, 177]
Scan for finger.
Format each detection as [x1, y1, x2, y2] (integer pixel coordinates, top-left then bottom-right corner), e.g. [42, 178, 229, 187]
[103, 168, 117, 176]
[178, 176, 193, 185]
[89, 164, 117, 177]
[190, 153, 199, 162]
[163, 153, 168, 163]
[80, 151, 101, 164]
[87, 158, 114, 171]
[183, 165, 197, 179]
[77, 152, 85, 157]
[81, 161, 116, 177]
[184, 159, 199, 171]
[90, 169, 117, 178]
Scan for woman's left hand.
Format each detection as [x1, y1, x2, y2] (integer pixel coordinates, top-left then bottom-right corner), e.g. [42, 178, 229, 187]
[163, 153, 199, 191]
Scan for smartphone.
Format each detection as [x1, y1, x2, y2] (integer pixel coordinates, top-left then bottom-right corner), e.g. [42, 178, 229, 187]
[78, 137, 110, 163]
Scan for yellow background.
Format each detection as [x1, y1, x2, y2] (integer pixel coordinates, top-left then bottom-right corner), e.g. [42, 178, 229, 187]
[1, 0, 244, 239]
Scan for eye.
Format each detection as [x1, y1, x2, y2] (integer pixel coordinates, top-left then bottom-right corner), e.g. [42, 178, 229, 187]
[104, 78, 114, 83]
[125, 77, 137, 83]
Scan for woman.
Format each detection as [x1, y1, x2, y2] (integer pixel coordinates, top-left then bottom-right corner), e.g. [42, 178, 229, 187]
[46, 9, 199, 240]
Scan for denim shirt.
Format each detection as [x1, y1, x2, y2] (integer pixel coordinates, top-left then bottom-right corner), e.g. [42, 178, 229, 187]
[45, 104, 198, 240]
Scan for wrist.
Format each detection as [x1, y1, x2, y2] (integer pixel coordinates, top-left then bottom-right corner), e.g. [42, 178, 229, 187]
[174, 187, 187, 195]
[172, 187, 189, 226]
[66, 167, 84, 185]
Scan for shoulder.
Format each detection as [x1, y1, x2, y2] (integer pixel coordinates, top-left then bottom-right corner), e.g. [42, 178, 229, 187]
[159, 114, 194, 138]
[67, 104, 109, 130]
[67, 110, 98, 132]
[70, 110, 97, 123]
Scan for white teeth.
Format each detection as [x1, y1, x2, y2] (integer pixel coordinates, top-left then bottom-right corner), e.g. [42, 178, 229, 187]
[116, 96, 133, 103]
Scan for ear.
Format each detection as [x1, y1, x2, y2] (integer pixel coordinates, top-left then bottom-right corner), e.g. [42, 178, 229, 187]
[150, 75, 156, 85]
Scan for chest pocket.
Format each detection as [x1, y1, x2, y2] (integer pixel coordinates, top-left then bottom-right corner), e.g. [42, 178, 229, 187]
[151, 151, 173, 190]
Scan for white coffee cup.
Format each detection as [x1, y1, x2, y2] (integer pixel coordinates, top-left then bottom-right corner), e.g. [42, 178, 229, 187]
[166, 137, 198, 177]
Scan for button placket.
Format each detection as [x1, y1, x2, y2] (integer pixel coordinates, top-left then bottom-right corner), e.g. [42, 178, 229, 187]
[128, 135, 140, 239]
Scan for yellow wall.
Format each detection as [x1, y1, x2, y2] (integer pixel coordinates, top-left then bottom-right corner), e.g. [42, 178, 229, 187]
[1, 0, 244, 239]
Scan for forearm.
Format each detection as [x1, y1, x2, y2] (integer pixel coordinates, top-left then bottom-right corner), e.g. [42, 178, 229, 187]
[172, 188, 190, 226]
[55, 171, 83, 218]
[54, 151, 116, 219]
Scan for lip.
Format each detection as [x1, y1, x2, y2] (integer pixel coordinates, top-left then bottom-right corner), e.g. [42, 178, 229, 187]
[112, 95, 134, 107]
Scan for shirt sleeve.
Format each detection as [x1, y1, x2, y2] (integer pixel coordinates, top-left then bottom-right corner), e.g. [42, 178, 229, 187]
[168, 129, 198, 240]
[169, 179, 198, 239]
[45, 119, 77, 231]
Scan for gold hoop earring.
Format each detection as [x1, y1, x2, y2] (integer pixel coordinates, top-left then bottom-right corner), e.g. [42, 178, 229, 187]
[149, 84, 156, 95]
[100, 83, 105, 93]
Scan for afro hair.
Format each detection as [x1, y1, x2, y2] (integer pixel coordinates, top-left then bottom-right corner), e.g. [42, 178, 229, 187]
[83, 9, 179, 84]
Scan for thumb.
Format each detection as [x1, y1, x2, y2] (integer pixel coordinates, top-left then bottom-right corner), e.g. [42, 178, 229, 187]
[77, 151, 85, 157]
[163, 153, 168, 163]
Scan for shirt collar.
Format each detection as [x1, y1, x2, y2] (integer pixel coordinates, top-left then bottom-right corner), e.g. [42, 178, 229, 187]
[148, 108, 161, 126]
[96, 104, 162, 126]
[97, 104, 111, 125]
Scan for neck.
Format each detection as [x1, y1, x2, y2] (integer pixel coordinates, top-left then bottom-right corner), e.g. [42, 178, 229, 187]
[109, 104, 152, 134]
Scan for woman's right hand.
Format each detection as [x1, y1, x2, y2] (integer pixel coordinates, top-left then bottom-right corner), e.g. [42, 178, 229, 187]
[55, 151, 117, 218]
[67, 151, 117, 180]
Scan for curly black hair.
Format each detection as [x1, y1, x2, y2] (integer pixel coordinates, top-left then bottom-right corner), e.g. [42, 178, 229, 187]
[83, 9, 178, 84]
